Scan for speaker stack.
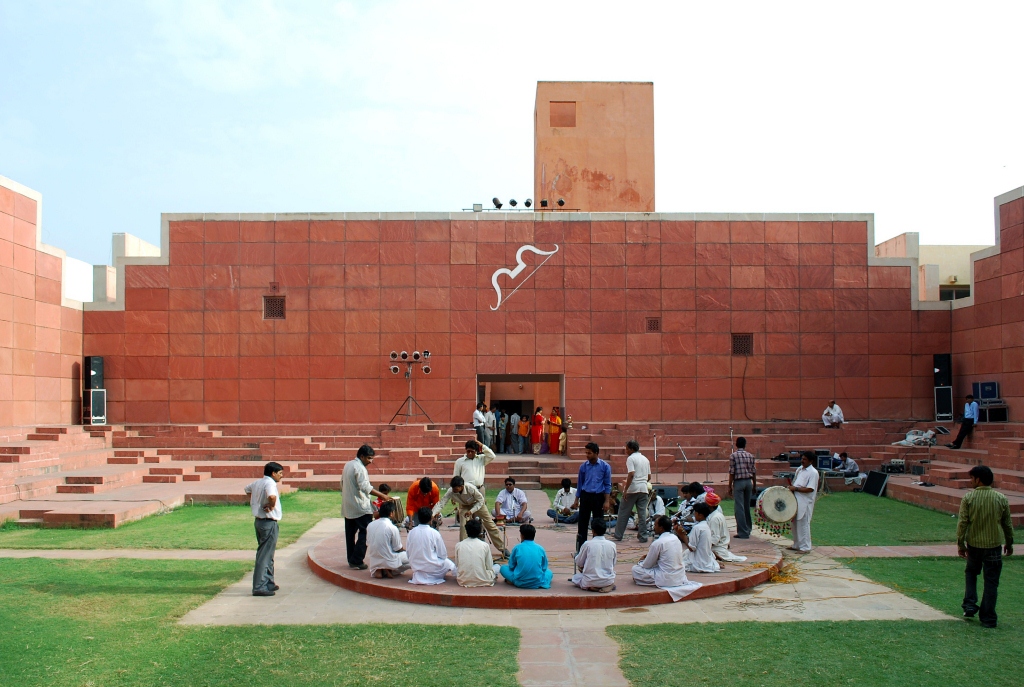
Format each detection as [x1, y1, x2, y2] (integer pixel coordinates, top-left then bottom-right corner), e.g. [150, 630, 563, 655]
[83, 356, 106, 425]
[933, 354, 953, 422]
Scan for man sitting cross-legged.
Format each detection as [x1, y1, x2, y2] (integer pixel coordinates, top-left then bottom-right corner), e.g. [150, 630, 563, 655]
[547, 478, 579, 524]
[494, 477, 533, 523]
[366, 501, 410, 579]
[677, 502, 721, 573]
[407, 506, 456, 585]
[498, 524, 553, 589]
[633, 515, 702, 600]
[571, 517, 617, 592]
[453, 517, 497, 587]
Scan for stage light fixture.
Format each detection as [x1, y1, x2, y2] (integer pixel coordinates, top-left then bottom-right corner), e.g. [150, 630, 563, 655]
[509, 199, 517, 207]
[492, 197, 503, 209]
[423, 366, 431, 374]
[413, 351, 422, 361]
[390, 351, 399, 360]
[400, 350, 409, 360]
[557, 198, 565, 207]
[390, 365, 400, 374]
[540, 199, 548, 208]
[423, 350, 430, 358]
[524, 199, 532, 208]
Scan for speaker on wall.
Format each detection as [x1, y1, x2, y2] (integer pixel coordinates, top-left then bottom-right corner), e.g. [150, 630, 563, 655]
[83, 389, 106, 426]
[84, 356, 104, 390]
[935, 386, 953, 422]
[933, 354, 952, 388]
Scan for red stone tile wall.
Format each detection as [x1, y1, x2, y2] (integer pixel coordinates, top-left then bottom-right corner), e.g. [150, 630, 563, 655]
[0, 185, 83, 425]
[84, 215, 964, 424]
[953, 196, 1024, 414]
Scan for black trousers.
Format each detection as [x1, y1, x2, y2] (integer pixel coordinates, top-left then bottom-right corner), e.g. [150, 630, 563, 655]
[951, 418, 975, 448]
[963, 545, 1002, 626]
[345, 514, 373, 565]
[576, 492, 607, 552]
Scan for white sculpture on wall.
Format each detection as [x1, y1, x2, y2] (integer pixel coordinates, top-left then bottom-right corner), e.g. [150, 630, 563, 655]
[490, 244, 559, 310]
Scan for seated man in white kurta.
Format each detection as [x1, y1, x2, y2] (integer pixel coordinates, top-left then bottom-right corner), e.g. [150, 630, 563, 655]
[703, 493, 746, 562]
[365, 501, 410, 578]
[572, 516, 617, 592]
[632, 515, 701, 601]
[822, 400, 844, 428]
[407, 507, 456, 585]
[789, 452, 820, 553]
[677, 502, 721, 572]
[453, 518, 496, 587]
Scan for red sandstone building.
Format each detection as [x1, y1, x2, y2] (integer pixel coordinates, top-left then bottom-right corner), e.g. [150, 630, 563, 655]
[2, 82, 1023, 429]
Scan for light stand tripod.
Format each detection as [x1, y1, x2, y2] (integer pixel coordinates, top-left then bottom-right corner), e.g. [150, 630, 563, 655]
[387, 350, 433, 424]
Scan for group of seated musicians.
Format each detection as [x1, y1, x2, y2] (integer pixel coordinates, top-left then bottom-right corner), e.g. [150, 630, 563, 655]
[364, 472, 746, 596]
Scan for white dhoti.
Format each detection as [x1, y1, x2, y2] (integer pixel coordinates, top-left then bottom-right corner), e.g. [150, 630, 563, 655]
[631, 564, 702, 601]
[712, 545, 747, 563]
[410, 558, 456, 585]
[631, 564, 657, 586]
[792, 512, 813, 552]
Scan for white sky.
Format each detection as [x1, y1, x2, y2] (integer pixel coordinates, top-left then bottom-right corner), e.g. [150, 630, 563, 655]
[1, 1, 1022, 265]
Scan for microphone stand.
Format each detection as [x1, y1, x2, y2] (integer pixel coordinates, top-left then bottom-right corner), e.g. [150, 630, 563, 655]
[677, 443, 688, 484]
[653, 435, 659, 483]
[700, 452, 711, 485]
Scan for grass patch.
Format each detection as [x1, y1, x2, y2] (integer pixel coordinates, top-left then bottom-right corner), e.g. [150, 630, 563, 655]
[610, 556, 1022, 687]
[0, 491, 361, 550]
[0, 557, 520, 686]
[806, 492, 959, 545]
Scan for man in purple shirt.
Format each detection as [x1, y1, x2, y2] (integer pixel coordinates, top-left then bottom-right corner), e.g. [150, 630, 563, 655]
[571, 442, 613, 552]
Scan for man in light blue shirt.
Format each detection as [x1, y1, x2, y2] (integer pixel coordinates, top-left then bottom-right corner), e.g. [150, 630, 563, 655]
[948, 394, 980, 450]
[572, 442, 612, 552]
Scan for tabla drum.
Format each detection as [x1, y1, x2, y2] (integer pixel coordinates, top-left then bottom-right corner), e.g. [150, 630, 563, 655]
[755, 486, 797, 536]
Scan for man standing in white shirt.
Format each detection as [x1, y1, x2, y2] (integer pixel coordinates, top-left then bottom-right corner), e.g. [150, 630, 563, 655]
[822, 400, 844, 428]
[614, 440, 651, 543]
[572, 517, 617, 592]
[789, 451, 820, 553]
[484, 405, 496, 449]
[366, 501, 409, 578]
[472, 403, 487, 444]
[948, 394, 980, 449]
[547, 478, 578, 524]
[244, 462, 284, 597]
[494, 477, 532, 523]
[341, 444, 392, 570]
[453, 440, 495, 498]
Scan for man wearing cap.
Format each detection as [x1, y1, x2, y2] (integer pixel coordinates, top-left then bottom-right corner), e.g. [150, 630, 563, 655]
[341, 444, 392, 570]
[704, 492, 747, 562]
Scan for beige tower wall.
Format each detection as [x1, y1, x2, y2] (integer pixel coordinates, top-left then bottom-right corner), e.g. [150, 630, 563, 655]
[534, 82, 655, 213]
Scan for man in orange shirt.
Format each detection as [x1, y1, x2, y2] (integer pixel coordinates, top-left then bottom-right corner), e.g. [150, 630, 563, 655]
[405, 476, 441, 529]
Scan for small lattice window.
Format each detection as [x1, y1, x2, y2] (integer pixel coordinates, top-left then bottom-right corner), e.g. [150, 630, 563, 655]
[263, 296, 286, 320]
[732, 333, 753, 356]
[646, 317, 661, 333]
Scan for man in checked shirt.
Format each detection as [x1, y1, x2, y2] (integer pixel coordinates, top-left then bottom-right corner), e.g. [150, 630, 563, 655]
[727, 437, 756, 539]
[957, 465, 1014, 628]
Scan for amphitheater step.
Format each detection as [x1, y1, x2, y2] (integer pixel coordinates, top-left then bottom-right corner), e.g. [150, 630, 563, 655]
[26, 434, 61, 442]
[14, 518, 45, 527]
[142, 474, 181, 483]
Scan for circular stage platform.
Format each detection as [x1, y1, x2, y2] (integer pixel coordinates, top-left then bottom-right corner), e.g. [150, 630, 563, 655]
[307, 523, 782, 610]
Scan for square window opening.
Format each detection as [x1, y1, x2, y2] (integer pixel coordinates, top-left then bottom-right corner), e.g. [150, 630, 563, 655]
[732, 333, 753, 356]
[549, 101, 577, 127]
[645, 317, 661, 333]
[263, 296, 286, 320]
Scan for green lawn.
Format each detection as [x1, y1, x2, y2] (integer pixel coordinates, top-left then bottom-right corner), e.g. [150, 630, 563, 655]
[610, 556, 1022, 687]
[805, 492, 959, 545]
[0, 557, 520, 687]
[0, 491, 358, 550]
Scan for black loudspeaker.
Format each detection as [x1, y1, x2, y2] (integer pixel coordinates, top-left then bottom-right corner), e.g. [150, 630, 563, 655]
[863, 470, 889, 497]
[933, 354, 952, 388]
[83, 389, 106, 425]
[935, 386, 953, 421]
[84, 356, 104, 390]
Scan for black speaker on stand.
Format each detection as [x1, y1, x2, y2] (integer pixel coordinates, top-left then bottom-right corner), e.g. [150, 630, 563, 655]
[83, 356, 106, 425]
[933, 354, 953, 422]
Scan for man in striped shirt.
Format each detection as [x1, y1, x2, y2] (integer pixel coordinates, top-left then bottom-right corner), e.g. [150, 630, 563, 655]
[728, 437, 757, 539]
[957, 465, 1014, 628]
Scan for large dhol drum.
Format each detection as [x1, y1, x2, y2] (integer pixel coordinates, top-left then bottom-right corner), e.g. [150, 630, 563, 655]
[755, 486, 797, 536]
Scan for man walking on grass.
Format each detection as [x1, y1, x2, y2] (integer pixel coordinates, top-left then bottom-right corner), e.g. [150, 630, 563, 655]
[957, 465, 1013, 628]
[244, 462, 284, 597]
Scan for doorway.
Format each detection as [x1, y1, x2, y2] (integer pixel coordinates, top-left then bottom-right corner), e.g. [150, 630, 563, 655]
[476, 374, 564, 418]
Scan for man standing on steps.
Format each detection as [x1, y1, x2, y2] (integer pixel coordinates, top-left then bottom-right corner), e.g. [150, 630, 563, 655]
[572, 442, 613, 552]
[728, 436, 757, 539]
[957, 465, 1014, 628]
[472, 403, 487, 444]
[341, 445, 392, 570]
[245, 462, 284, 597]
[613, 440, 651, 543]
[508, 409, 521, 454]
[453, 439, 495, 498]
[948, 394, 980, 449]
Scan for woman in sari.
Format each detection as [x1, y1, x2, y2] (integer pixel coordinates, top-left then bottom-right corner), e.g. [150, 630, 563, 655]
[547, 407, 563, 456]
[530, 406, 545, 454]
